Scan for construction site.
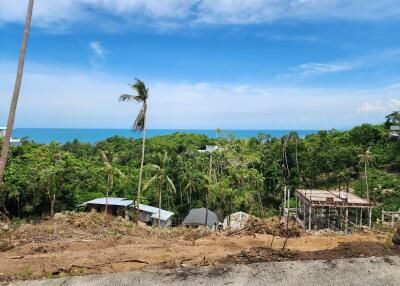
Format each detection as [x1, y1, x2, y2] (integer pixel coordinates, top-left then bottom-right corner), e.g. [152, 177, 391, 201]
[295, 189, 374, 231]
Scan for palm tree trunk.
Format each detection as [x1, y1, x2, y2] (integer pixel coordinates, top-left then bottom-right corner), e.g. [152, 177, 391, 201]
[158, 188, 162, 228]
[205, 154, 212, 227]
[136, 120, 146, 225]
[365, 163, 369, 200]
[0, 0, 34, 185]
[105, 175, 110, 216]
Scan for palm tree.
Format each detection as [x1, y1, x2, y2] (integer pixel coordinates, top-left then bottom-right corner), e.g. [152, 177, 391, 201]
[0, 0, 34, 185]
[99, 150, 126, 215]
[181, 171, 200, 209]
[144, 151, 176, 227]
[358, 148, 375, 200]
[119, 79, 149, 224]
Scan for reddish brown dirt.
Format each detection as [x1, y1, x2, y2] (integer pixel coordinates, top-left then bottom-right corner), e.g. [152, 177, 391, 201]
[0, 213, 397, 283]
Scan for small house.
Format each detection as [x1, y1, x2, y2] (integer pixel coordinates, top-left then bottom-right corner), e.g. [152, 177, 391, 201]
[78, 197, 174, 228]
[198, 145, 223, 153]
[182, 208, 220, 228]
[0, 127, 22, 146]
[137, 203, 174, 228]
[78, 197, 133, 219]
[390, 125, 400, 138]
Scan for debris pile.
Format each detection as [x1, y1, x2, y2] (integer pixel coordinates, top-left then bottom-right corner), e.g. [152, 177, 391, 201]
[240, 216, 302, 237]
[223, 212, 250, 230]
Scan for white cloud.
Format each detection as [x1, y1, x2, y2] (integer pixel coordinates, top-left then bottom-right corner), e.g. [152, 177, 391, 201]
[281, 49, 400, 78]
[358, 101, 387, 113]
[389, 99, 400, 110]
[295, 62, 353, 76]
[0, 62, 399, 130]
[89, 41, 106, 68]
[1, 0, 400, 30]
[90, 41, 105, 57]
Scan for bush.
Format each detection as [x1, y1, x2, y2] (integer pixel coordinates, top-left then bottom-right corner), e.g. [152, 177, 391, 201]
[392, 225, 400, 246]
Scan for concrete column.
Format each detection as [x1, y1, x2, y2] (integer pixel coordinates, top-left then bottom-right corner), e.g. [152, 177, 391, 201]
[360, 209, 363, 227]
[327, 207, 330, 229]
[283, 186, 287, 216]
[355, 209, 358, 225]
[308, 204, 312, 231]
[345, 208, 348, 231]
[381, 209, 384, 224]
[368, 208, 372, 228]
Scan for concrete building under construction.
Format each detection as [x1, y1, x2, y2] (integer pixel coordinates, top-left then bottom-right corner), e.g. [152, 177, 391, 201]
[295, 189, 373, 231]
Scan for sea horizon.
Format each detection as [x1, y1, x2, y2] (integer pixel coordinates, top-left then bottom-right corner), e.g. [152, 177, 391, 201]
[12, 128, 324, 144]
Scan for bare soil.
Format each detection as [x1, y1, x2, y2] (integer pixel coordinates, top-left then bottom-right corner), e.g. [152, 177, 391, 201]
[0, 212, 398, 284]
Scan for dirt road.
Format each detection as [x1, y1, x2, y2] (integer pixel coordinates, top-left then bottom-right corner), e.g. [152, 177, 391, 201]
[11, 255, 400, 286]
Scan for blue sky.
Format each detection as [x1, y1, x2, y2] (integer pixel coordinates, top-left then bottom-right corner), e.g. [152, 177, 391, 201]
[1, 0, 400, 130]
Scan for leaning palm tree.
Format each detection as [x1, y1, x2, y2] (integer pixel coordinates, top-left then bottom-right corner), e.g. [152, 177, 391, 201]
[99, 150, 126, 215]
[119, 79, 149, 224]
[358, 148, 375, 200]
[0, 0, 34, 185]
[144, 151, 176, 227]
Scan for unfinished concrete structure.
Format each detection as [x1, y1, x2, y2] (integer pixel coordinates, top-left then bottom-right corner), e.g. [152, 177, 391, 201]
[381, 209, 400, 227]
[295, 189, 373, 231]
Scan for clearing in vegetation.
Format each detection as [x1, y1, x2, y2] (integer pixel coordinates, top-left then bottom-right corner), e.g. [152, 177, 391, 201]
[0, 211, 398, 283]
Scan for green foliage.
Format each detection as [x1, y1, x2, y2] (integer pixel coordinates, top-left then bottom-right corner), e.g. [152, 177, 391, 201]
[1, 118, 400, 223]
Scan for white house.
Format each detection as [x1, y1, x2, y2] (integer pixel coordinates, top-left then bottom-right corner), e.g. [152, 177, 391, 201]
[0, 127, 22, 147]
[198, 145, 223, 153]
[390, 125, 400, 138]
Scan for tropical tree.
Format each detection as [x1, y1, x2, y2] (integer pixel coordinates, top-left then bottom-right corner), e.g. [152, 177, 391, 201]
[180, 170, 201, 209]
[358, 148, 375, 200]
[144, 151, 176, 227]
[119, 79, 149, 224]
[99, 150, 126, 215]
[0, 0, 34, 185]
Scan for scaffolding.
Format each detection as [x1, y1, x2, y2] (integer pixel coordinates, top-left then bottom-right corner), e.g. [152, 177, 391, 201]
[296, 189, 373, 231]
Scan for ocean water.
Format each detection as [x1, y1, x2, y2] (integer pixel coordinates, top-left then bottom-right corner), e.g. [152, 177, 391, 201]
[13, 128, 319, 144]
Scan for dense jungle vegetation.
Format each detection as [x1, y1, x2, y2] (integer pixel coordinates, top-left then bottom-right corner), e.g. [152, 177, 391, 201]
[1, 115, 399, 224]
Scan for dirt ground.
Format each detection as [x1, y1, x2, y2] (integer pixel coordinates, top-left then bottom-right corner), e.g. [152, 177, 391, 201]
[0, 212, 398, 284]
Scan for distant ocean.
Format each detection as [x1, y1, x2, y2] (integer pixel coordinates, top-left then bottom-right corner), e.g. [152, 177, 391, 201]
[13, 128, 319, 144]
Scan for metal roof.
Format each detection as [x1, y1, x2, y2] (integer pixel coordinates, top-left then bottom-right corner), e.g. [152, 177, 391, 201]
[182, 208, 220, 227]
[138, 203, 174, 221]
[79, 197, 134, 207]
[78, 198, 174, 220]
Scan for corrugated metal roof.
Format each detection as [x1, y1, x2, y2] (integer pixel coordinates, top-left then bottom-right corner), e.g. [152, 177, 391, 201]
[182, 208, 220, 227]
[79, 197, 134, 207]
[138, 203, 174, 221]
[78, 198, 174, 221]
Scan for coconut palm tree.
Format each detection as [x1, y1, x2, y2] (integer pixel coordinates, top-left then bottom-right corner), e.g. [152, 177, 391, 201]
[119, 79, 148, 224]
[358, 148, 375, 200]
[181, 171, 200, 209]
[144, 151, 176, 227]
[99, 150, 126, 215]
[0, 0, 34, 185]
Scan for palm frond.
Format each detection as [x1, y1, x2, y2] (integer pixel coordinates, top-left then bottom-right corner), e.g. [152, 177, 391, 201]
[166, 176, 176, 193]
[133, 106, 146, 131]
[114, 168, 126, 179]
[143, 175, 158, 191]
[119, 94, 135, 101]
